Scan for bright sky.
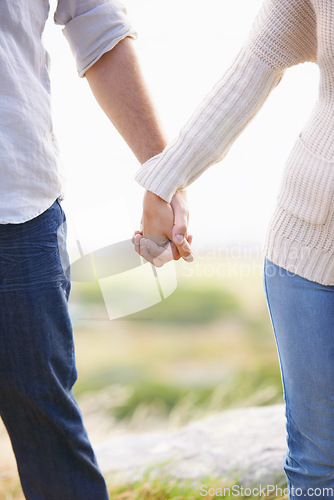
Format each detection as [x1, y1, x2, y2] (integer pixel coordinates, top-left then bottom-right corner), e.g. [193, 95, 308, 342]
[43, 0, 319, 251]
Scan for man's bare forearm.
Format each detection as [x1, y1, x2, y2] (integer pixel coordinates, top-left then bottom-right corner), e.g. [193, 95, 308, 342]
[85, 37, 167, 164]
[85, 36, 192, 262]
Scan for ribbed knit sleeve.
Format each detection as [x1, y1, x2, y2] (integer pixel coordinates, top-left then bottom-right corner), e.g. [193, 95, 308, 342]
[54, 0, 137, 77]
[135, 0, 317, 202]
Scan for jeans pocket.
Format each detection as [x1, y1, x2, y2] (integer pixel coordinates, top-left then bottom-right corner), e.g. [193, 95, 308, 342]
[55, 201, 71, 283]
[277, 137, 334, 225]
[0, 200, 69, 290]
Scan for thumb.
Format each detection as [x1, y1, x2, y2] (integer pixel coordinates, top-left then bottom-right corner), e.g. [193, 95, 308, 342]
[171, 206, 193, 262]
[171, 202, 188, 245]
[170, 190, 193, 262]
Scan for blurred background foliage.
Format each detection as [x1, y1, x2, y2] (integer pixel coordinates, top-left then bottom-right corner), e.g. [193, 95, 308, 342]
[69, 251, 283, 438]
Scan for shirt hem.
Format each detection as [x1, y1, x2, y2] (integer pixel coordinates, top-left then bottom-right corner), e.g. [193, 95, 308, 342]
[0, 194, 63, 224]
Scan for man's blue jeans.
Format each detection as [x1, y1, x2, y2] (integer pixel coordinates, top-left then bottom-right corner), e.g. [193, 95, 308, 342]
[0, 200, 108, 499]
[264, 258, 334, 500]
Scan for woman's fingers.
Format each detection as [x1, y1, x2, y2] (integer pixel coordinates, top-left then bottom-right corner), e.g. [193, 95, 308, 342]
[132, 230, 193, 267]
[139, 237, 174, 267]
[132, 230, 143, 255]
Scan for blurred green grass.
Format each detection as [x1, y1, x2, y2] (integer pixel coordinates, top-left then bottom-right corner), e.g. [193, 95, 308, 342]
[0, 472, 288, 500]
[70, 253, 283, 429]
[106, 472, 288, 499]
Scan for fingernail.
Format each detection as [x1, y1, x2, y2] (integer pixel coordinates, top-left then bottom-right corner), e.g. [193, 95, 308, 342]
[185, 254, 194, 262]
[174, 234, 183, 244]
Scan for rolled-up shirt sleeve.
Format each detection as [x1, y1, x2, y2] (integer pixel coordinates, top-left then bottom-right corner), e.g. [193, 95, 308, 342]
[54, 0, 137, 77]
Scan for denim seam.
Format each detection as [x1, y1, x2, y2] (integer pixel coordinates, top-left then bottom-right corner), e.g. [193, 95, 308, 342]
[263, 260, 288, 405]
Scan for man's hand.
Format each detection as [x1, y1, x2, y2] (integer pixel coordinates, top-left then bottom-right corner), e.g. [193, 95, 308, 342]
[134, 190, 193, 267]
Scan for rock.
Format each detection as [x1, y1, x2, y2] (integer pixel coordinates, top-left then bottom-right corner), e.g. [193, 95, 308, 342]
[95, 404, 287, 487]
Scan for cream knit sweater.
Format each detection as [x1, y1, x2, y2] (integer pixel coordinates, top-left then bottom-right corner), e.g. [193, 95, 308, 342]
[135, 0, 334, 286]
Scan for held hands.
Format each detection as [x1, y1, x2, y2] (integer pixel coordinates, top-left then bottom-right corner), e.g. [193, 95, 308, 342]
[133, 190, 193, 267]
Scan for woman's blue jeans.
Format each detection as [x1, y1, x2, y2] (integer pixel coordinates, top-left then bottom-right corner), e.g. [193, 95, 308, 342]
[264, 258, 334, 499]
[0, 200, 108, 499]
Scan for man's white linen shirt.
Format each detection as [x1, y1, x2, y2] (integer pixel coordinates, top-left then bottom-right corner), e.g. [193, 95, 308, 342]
[0, 0, 136, 223]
